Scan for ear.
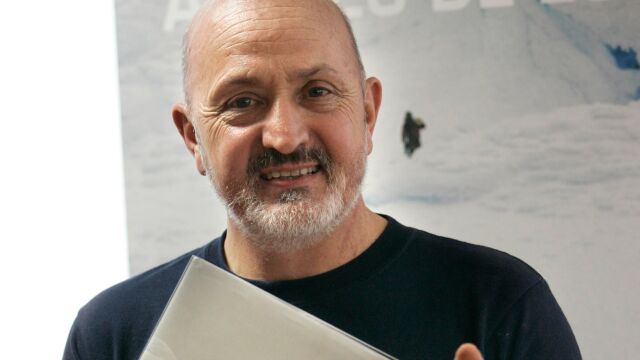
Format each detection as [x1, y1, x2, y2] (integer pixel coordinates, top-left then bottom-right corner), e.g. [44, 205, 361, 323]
[172, 103, 207, 176]
[363, 77, 382, 155]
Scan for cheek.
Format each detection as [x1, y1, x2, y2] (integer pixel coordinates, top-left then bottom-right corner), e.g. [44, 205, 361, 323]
[317, 121, 367, 165]
[208, 126, 259, 179]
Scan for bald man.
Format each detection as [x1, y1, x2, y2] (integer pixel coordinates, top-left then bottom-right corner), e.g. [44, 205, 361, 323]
[64, 1, 580, 359]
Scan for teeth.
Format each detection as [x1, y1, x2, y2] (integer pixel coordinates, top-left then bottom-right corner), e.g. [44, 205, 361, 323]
[264, 166, 318, 180]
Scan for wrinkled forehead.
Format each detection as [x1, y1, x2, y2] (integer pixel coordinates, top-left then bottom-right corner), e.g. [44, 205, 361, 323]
[185, 0, 355, 95]
[193, 1, 342, 56]
[201, 1, 338, 35]
[216, 6, 330, 54]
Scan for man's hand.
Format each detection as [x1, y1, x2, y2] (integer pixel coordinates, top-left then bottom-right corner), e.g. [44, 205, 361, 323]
[454, 343, 483, 360]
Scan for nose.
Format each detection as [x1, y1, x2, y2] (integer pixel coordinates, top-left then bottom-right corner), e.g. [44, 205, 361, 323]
[261, 98, 310, 154]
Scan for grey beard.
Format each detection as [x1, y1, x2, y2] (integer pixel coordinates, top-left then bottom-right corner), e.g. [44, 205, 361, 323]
[226, 168, 361, 253]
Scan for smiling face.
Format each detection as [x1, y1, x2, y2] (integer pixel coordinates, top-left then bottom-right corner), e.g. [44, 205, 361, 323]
[174, 0, 381, 252]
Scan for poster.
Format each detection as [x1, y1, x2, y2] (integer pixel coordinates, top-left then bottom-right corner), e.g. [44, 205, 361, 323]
[115, 0, 640, 357]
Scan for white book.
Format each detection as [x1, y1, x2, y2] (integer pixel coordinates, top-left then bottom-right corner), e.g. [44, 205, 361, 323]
[140, 256, 395, 360]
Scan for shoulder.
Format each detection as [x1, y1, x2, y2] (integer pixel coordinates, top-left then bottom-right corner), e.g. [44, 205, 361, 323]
[65, 242, 213, 360]
[386, 218, 581, 356]
[386, 217, 546, 322]
[82, 244, 207, 317]
[388, 217, 543, 291]
[422, 229, 540, 285]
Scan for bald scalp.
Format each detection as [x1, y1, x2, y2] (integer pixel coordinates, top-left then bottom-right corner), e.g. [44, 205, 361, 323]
[180, 0, 365, 107]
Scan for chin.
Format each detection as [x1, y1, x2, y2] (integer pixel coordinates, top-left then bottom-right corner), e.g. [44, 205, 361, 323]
[228, 185, 359, 253]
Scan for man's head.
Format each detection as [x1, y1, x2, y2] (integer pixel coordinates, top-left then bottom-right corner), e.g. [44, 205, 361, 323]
[173, 0, 382, 252]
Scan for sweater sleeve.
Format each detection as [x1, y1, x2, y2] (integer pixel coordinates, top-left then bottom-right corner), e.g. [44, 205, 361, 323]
[484, 280, 582, 360]
[62, 314, 82, 360]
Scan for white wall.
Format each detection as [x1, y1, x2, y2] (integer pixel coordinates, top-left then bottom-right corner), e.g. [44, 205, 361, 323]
[0, 1, 128, 358]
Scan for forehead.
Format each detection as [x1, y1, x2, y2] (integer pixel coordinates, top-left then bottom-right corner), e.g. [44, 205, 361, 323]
[216, 3, 329, 45]
[206, 1, 341, 46]
[187, 1, 357, 92]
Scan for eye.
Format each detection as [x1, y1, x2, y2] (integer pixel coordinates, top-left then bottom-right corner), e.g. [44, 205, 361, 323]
[228, 96, 256, 109]
[307, 87, 330, 98]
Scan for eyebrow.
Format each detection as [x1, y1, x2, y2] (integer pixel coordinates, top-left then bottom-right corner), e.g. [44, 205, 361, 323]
[289, 64, 339, 81]
[205, 75, 262, 103]
[219, 64, 339, 87]
[215, 75, 262, 90]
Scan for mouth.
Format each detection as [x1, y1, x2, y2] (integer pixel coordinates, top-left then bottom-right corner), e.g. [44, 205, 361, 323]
[260, 165, 320, 181]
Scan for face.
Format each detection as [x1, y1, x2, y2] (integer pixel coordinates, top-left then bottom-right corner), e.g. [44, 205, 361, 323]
[175, 0, 381, 252]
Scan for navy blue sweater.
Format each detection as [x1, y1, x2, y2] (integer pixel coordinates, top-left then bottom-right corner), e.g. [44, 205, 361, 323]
[64, 216, 581, 359]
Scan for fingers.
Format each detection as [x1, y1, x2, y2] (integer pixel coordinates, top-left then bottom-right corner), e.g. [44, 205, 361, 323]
[454, 343, 483, 360]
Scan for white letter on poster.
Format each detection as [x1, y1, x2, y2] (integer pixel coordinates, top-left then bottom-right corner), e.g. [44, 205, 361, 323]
[432, 0, 471, 12]
[480, 0, 514, 8]
[367, 0, 406, 16]
[164, 0, 201, 32]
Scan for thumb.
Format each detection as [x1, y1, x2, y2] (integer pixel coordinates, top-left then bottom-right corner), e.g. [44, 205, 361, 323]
[454, 343, 483, 360]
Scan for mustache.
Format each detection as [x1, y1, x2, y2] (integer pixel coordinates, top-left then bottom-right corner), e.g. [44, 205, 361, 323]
[247, 147, 333, 176]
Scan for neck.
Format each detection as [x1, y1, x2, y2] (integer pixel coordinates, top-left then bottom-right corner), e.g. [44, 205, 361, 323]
[223, 198, 387, 281]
